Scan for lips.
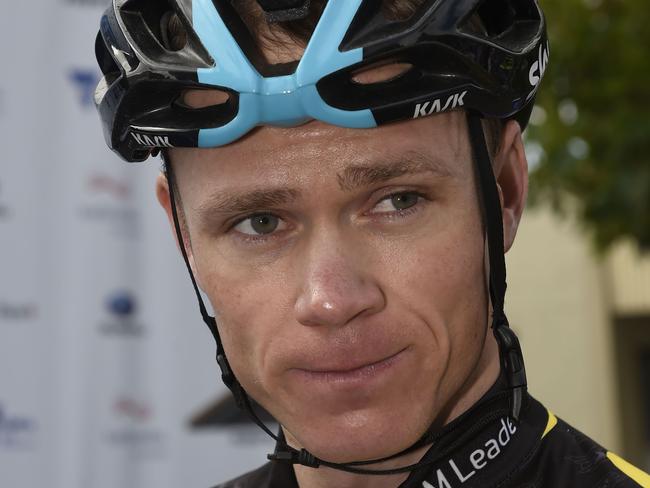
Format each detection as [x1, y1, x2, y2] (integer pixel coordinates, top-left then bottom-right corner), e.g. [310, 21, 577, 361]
[296, 348, 405, 374]
[289, 348, 408, 386]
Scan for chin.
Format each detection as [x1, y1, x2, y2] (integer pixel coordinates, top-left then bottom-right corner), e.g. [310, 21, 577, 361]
[283, 403, 429, 464]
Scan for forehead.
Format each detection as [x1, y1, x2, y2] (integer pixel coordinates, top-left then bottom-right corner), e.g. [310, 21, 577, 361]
[170, 111, 471, 189]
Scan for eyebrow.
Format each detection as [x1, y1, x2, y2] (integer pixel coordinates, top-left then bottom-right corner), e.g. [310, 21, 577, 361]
[336, 150, 454, 192]
[195, 188, 301, 218]
[195, 150, 453, 220]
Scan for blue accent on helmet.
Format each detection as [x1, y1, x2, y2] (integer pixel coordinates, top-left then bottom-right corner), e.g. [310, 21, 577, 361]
[192, 0, 376, 148]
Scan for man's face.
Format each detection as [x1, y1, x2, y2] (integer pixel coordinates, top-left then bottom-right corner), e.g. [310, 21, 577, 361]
[164, 112, 496, 462]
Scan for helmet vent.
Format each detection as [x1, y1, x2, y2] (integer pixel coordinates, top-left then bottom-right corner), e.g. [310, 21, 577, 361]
[119, 0, 213, 68]
[161, 11, 188, 51]
[178, 88, 231, 109]
[95, 32, 121, 86]
[122, 0, 173, 49]
[459, 0, 542, 50]
[469, 0, 517, 38]
[351, 60, 414, 85]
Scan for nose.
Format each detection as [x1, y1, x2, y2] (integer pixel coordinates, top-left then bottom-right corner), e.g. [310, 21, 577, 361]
[293, 237, 385, 328]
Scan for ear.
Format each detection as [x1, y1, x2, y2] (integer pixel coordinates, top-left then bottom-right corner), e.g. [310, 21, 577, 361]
[491, 120, 529, 253]
[155, 172, 201, 280]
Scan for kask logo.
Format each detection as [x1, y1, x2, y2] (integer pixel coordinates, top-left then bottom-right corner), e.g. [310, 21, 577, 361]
[131, 132, 174, 148]
[0, 403, 37, 449]
[413, 91, 467, 119]
[68, 68, 100, 108]
[99, 291, 145, 337]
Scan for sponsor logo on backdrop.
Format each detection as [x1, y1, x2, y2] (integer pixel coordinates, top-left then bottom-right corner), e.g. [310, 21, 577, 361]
[69, 68, 101, 109]
[99, 291, 145, 337]
[89, 173, 132, 200]
[189, 392, 277, 443]
[62, 0, 110, 8]
[79, 172, 139, 239]
[0, 180, 11, 221]
[0, 302, 38, 321]
[0, 403, 37, 450]
[105, 396, 164, 459]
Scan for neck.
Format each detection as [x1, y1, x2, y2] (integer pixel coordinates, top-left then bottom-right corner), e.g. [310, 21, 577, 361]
[290, 333, 501, 488]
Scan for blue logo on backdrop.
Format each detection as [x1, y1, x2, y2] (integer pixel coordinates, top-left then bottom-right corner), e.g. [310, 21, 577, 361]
[107, 291, 137, 318]
[0, 403, 37, 449]
[68, 68, 100, 108]
[100, 291, 145, 336]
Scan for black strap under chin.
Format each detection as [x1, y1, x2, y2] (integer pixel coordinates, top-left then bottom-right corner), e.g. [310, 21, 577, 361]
[161, 112, 526, 474]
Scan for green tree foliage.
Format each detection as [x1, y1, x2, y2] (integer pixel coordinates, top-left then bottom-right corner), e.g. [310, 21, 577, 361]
[527, 0, 650, 251]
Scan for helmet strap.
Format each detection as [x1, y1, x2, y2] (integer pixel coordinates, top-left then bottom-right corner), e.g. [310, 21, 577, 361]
[466, 113, 527, 421]
[163, 154, 282, 442]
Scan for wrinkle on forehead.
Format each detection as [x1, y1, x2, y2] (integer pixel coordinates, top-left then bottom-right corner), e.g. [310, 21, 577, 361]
[171, 112, 472, 200]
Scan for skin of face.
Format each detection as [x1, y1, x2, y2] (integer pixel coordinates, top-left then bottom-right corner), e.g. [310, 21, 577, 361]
[156, 110, 528, 478]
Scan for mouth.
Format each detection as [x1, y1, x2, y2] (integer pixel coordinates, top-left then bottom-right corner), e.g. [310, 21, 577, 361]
[290, 348, 408, 386]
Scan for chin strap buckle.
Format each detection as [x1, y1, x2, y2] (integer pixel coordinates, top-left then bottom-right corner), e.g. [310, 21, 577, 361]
[268, 448, 321, 468]
[493, 319, 527, 422]
[216, 352, 247, 410]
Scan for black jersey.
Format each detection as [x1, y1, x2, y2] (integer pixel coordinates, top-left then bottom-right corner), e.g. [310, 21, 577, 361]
[213, 379, 650, 488]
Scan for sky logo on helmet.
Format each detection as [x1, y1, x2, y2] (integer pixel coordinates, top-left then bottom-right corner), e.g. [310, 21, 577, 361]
[130, 132, 174, 148]
[413, 91, 468, 119]
[529, 42, 549, 87]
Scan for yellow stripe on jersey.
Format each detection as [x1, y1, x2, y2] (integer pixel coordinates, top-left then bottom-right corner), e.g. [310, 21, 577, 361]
[606, 452, 650, 487]
[541, 410, 558, 439]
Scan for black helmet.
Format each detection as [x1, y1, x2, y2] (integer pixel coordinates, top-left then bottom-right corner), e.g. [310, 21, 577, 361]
[95, 0, 548, 161]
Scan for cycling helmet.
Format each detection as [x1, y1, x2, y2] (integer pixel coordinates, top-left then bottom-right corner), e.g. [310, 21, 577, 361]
[95, 0, 548, 162]
[94, 0, 548, 475]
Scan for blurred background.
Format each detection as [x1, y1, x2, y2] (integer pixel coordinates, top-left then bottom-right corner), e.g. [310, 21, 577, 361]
[0, 0, 648, 487]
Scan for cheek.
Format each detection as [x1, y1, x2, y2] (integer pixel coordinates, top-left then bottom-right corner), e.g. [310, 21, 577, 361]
[192, 246, 293, 404]
[378, 197, 487, 384]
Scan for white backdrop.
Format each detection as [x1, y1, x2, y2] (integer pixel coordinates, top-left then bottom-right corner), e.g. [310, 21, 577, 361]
[0, 2, 275, 487]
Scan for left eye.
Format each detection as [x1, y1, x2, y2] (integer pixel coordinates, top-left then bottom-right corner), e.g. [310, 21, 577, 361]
[372, 192, 421, 213]
[233, 213, 286, 236]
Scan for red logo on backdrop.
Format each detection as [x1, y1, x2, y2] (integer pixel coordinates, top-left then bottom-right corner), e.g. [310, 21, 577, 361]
[113, 397, 152, 422]
[88, 173, 131, 200]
